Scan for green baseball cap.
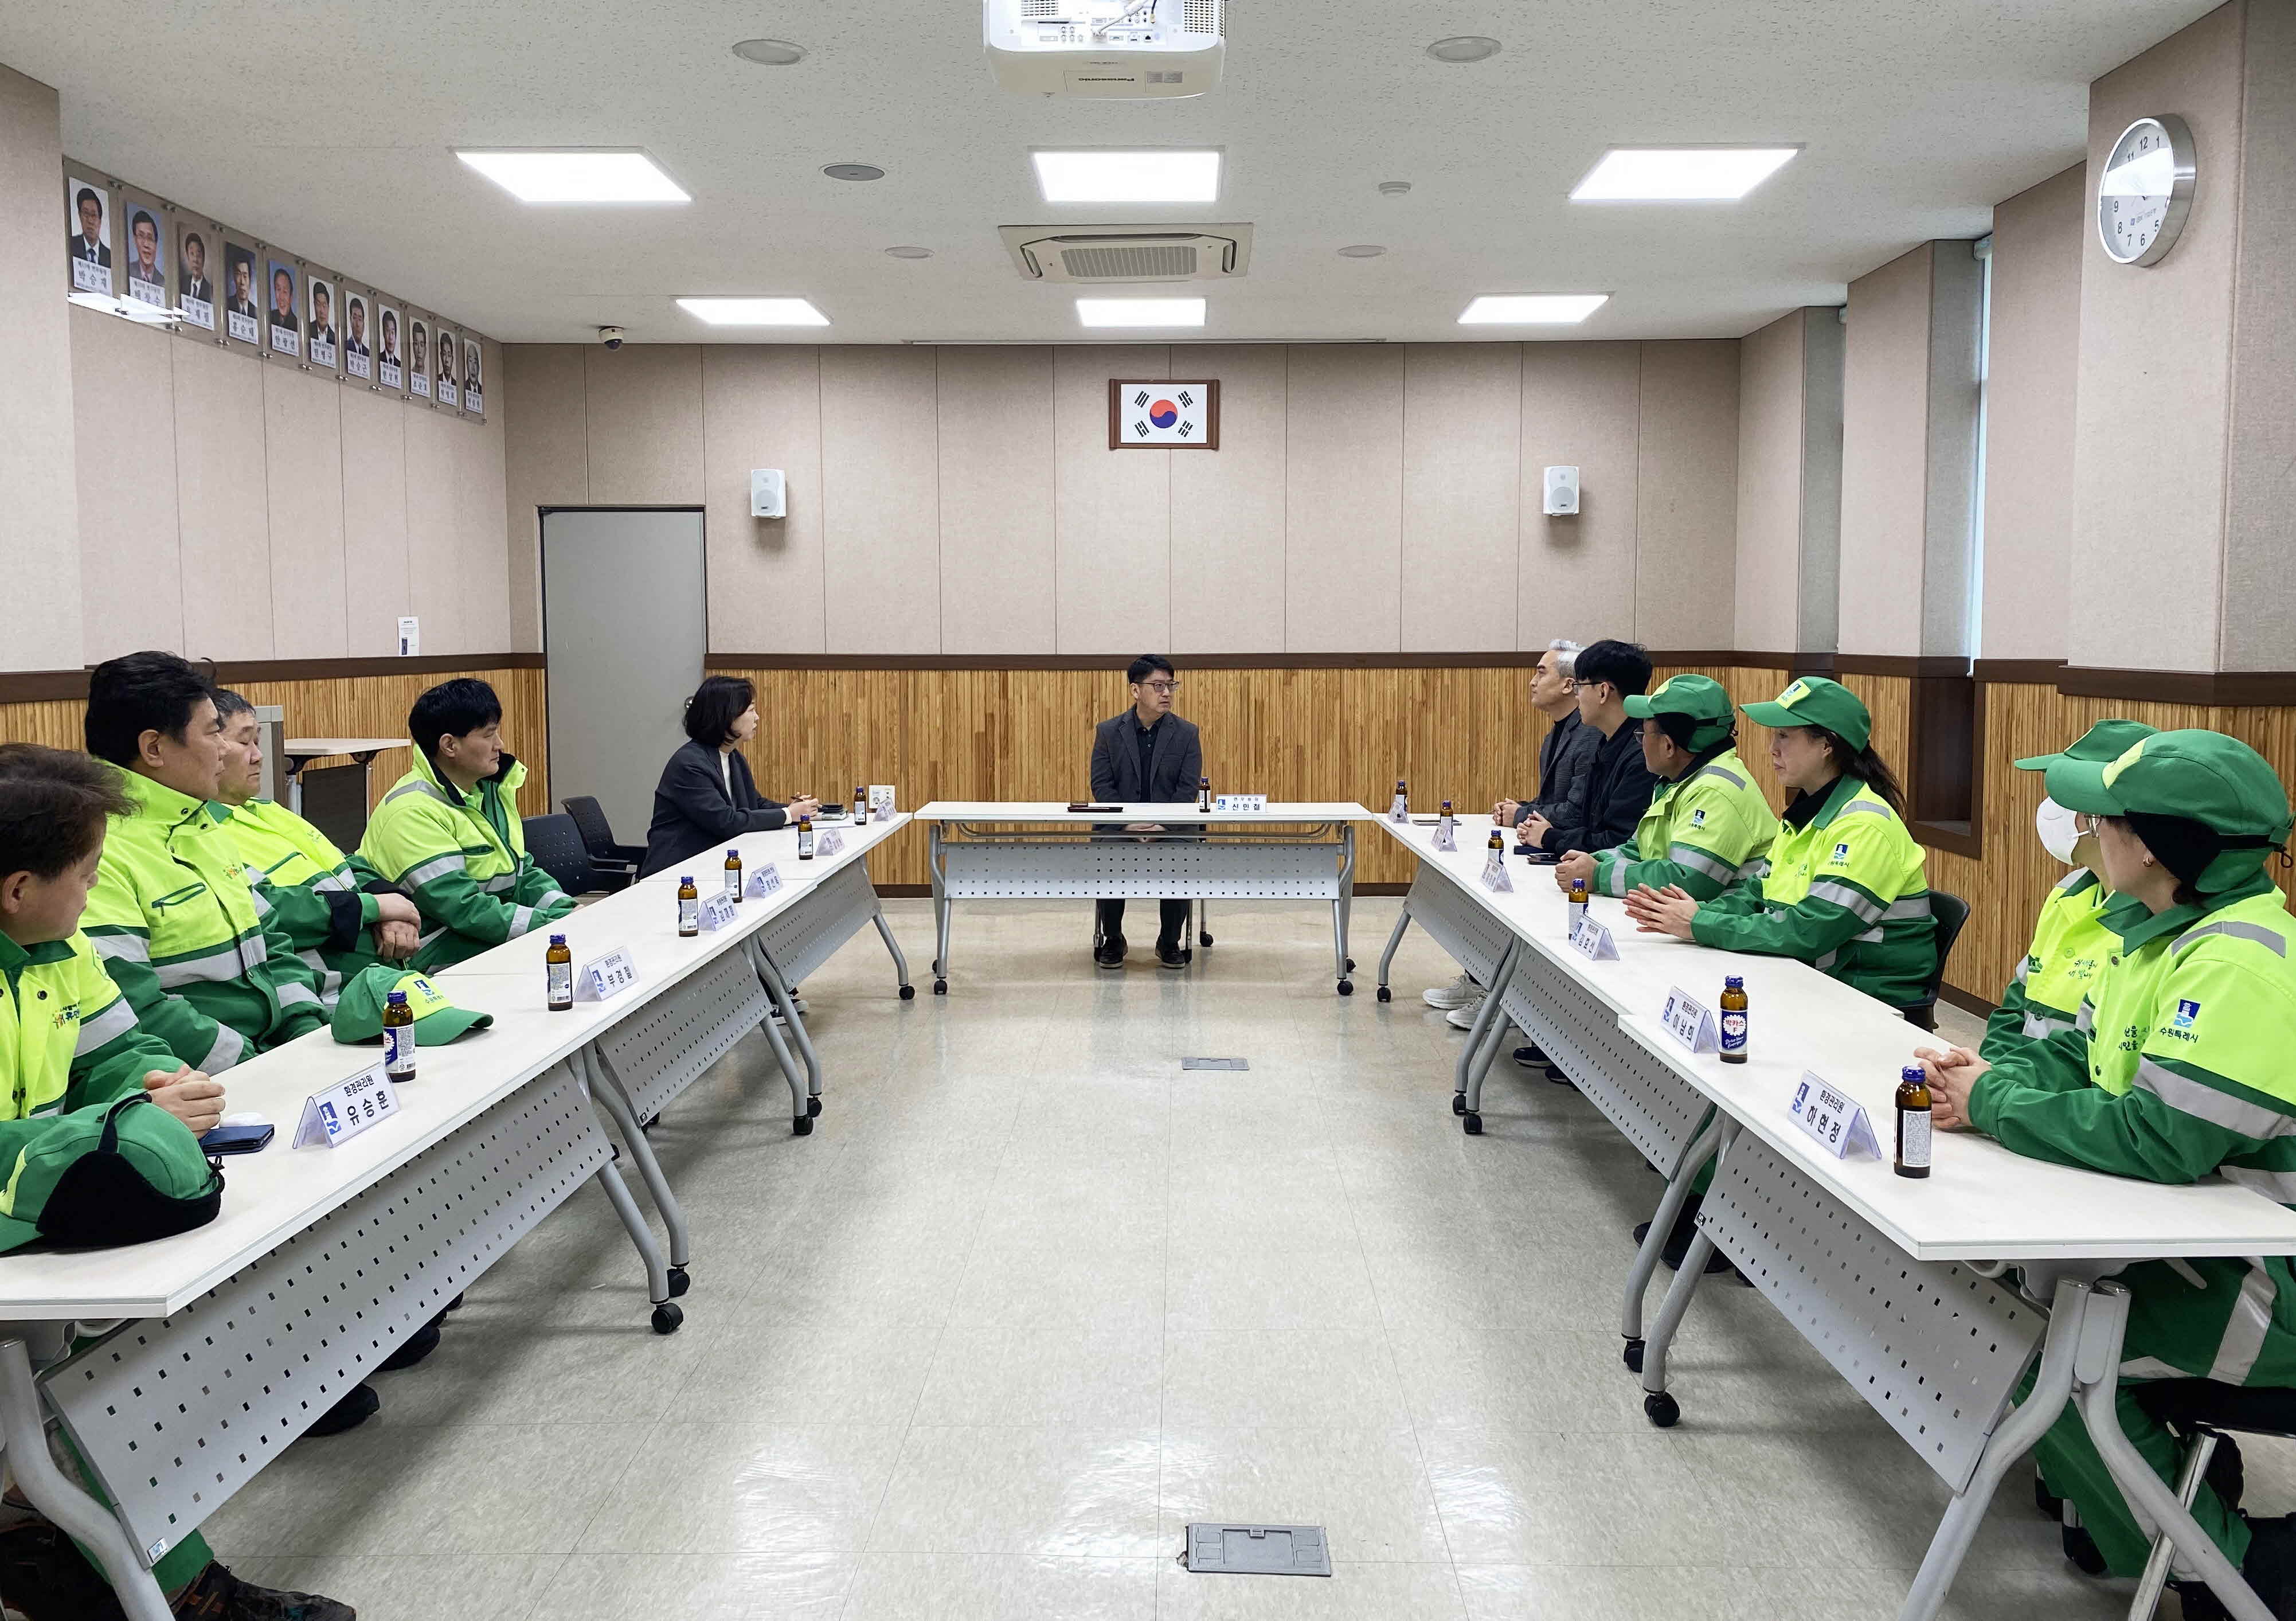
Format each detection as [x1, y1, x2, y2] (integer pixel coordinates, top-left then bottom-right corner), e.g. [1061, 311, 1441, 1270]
[0, 1094, 223, 1254]
[2014, 717, 2157, 772]
[2045, 729, 2293, 890]
[1623, 674, 1736, 750]
[331, 966, 494, 1046]
[1739, 675, 1872, 753]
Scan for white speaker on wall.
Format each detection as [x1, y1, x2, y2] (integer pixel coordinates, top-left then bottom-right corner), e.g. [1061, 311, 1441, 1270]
[1542, 465, 1580, 516]
[750, 468, 787, 519]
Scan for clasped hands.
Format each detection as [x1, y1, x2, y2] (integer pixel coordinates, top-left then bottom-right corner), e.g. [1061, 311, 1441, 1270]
[1491, 800, 1552, 849]
[142, 1064, 225, 1135]
[1911, 1045, 1986, 1131]
[370, 891, 423, 962]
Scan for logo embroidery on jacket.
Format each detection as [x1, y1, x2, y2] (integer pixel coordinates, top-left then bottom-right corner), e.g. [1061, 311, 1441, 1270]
[2173, 998, 2201, 1030]
[1829, 841, 1851, 866]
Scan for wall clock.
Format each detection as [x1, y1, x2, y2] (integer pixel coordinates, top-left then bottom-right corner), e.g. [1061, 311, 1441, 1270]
[2097, 114, 2196, 267]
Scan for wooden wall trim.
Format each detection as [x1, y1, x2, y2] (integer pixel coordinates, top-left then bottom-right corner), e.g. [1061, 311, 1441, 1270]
[0, 670, 92, 702]
[0, 653, 544, 703]
[1972, 659, 2066, 685]
[1832, 654, 1976, 678]
[713, 649, 1816, 673]
[2058, 666, 2296, 706]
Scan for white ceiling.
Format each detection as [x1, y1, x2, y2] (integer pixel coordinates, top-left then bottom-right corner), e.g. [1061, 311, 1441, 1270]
[3, 0, 2211, 345]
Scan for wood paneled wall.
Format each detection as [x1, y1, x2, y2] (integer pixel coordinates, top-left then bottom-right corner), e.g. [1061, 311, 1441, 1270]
[0, 665, 550, 820]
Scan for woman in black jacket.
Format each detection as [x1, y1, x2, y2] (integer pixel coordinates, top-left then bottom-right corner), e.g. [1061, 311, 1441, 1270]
[640, 677, 820, 878]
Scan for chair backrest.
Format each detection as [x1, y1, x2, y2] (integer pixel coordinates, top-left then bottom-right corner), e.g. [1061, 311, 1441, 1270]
[521, 813, 597, 896]
[1920, 889, 1972, 1013]
[560, 795, 622, 860]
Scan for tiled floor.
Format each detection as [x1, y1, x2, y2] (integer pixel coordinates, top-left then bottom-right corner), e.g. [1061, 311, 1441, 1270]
[202, 898, 2287, 1619]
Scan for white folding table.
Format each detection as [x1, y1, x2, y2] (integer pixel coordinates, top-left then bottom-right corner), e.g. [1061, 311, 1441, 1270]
[913, 801, 1374, 994]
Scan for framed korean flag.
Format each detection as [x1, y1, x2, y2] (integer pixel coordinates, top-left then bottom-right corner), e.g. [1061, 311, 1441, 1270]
[1108, 379, 1219, 450]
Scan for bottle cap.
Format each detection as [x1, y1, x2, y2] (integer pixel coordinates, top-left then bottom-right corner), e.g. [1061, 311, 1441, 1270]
[549, 933, 566, 944]
[1902, 1065, 1926, 1082]
[386, 990, 408, 1005]
[727, 847, 739, 856]
[681, 875, 694, 884]
[1725, 975, 1742, 987]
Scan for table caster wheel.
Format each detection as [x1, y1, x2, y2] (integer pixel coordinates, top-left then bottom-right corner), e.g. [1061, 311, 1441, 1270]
[1644, 1390, 1679, 1428]
[1622, 1338, 1644, 1373]
[667, 1266, 691, 1299]
[1337, 979, 1354, 996]
[1462, 1111, 1483, 1135]
[792, 1114, 813, 1136]
[1346, 956, 1356, 971]
[806, 1095, 822, 1118]
[1451, 1093, 1467, 1115]
[1376, 986, 1392, 1002]
[899, 983, 916, 1000]
[1200, 931, 1214, 947]
[651, 1303, 684, 1335]
[933, 979, 948, 995]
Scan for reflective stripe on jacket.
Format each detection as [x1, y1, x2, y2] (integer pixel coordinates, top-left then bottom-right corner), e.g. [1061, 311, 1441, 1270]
[1590, 747, 1778, 902]
[357, 750, 573, 970]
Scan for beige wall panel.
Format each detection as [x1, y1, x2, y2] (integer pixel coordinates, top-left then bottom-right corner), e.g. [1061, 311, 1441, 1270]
[820, 345, 941, 653]
[1054, 343, 1169, 654]
[1838, 244, 1934, 657]
[1634, 341, 1741, 650]
[1401, 343, 1520, 651]
[1169, 344, 1285, 654]
[339, 386, 410, 657]
[502, 344, 588, 653]
[701, 345, 824, 653]
[582, 343, 702, 506]
[402, 408, 472, 654]
[936, 346, 1055, 653]
[2067, 4, 2242, 673]
[261, 365, 347, 659]
[163, 333, 268, 661]
[73, 313, 182, 660]
[1733, 311, 1805, 652]
[0, 68, 79, 670]
[1981, 166, 2086, 662]
[1285, 345, 1403, 652]
[456, 400, 513, 652]
[1517, 342, 1640, 650]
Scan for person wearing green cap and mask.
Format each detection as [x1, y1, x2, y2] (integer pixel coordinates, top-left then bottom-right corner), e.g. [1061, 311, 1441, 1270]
[1920, 729, 2296, 1607]
[1626, 675, 1939, 1014]
[1980, 719, 2158, 1063]
[1551, 672, 1779, 905]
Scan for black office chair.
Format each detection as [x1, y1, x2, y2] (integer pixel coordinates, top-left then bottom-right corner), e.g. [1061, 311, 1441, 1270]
[522, 813, 600, 897]
[561, 796, 643, 890]
[2118, 1380, 2296, 1618]
[1899, 889, 1970, 1033]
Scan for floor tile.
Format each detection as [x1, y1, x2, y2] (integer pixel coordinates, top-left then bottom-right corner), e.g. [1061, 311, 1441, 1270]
[912, 1323, 1164, 1427]
[577, 1422, 906, 1553]
[867, 1425, 1162, 1555]
[537, 1550, 855, 1619]
[840, 1552, 1159, 1619]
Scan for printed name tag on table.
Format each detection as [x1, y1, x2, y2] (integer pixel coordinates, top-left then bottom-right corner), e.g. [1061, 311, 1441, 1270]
[815, 828, 846, 859]
[1213, 794, 1268, 812]
[1478, 851, 1514, 892]
[697, 890, 742, 932]
[1570, 912, 1619, 960]
[1431, 818, 1457, 852]
[292, 1061, 399, 1149]
[1789, 1071, 1882, 1158]
[746, 863, 784, 898]
[1659, 986, 1720, 1053]
[578, 946, 639, 1002]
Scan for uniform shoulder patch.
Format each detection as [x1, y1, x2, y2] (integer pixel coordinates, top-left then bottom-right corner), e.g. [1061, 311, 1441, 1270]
[2173, 998, 2201, 1030]
[1829, 840, 1851, 866]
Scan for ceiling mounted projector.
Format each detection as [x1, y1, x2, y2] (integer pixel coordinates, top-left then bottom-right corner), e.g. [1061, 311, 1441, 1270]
[999, 224, 1252, 282]
[985, 0, 1224, 97]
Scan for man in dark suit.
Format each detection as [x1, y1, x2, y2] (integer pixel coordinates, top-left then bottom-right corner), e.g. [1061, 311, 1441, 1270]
[178, 231, 212, 302]
[1087, 654, 1203, 969]
[68, 187, 109, 267]
[267, 267, 299, 334]
[225, 255, 257, 320]
[344, 298, 370, 358]
[308, 282, 337, 347]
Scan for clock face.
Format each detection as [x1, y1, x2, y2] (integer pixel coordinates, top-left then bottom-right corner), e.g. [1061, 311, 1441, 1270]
[2097, 114, 2195, 267]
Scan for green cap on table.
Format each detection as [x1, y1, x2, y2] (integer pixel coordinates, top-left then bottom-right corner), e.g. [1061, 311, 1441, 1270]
[0, 1095, 222, 1255]
[2013, 718, 2158, 772]
[331, 965, 494, 1046]
[1622, 674, 1736, 750]
[1739, 675, 1872, 753]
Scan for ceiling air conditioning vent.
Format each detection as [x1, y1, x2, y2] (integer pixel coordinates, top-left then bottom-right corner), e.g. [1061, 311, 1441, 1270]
[999, 224, 1254, 283]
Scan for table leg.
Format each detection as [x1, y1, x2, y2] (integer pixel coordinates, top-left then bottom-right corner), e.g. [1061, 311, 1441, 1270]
[1621, 1108, 1719, 1373]
[753, 947, 824, 1108]
[1375, 901, 1413, 1003]
[1638, 1116, 1742, 1424]
[740, 940, 814, 1134]
[1461, 998, 1512, 1116]
[0, 1339, 174, 1621]
[578, 1046, 691, 1291]
[1336, 827, 1356, 989]
[1453, 939, 1519, 1135]
[870, 905, 916, 998]
[929, 825, 952, 995]
[588, 1155, 683, 1334]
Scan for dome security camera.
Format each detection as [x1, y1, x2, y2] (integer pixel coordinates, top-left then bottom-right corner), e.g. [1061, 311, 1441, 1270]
[598, 326, 625, 350]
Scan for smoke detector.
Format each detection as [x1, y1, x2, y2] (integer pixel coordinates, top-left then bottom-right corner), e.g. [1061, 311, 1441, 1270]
[999, 223, 1252, 283]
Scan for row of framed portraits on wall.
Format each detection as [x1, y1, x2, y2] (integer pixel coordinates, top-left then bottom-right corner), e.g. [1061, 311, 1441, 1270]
[63, 162, 486, 419]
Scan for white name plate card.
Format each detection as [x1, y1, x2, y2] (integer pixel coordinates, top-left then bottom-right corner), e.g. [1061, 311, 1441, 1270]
[1214, 794, 1268, 813]
[869, 785, 897, 818]
[1659, 986, 1721, 1054]
[1570, 912, 1619, 961]
[292, 1062, 399, 1149]
[1789, 1072, 1882, 1159]
[1431, 817, 1457, 852]
[746, 863, 784, 899]
[578, 946, 639, 1002]
[697, 889, 742, 932]
[1478, 851, 1514, 892]
[816, 827, 846, 859]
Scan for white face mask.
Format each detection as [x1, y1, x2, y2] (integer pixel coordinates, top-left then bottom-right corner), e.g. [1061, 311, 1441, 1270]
[2035, 796, 2083, 866]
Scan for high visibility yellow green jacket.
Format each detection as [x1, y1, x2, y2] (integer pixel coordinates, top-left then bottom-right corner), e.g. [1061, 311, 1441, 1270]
[80, 768, 326, 1071]
[0, 928, 183, 1171]
[357, 751, 573, 970]
[1590, 746, 1778, 901]
[1689, 774, 1938, 1009]
[1981, 868, 2114, 1063]
[220, 797, 395, 1002]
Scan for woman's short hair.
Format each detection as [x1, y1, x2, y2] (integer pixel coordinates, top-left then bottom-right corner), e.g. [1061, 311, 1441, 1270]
[0, 744, 132, 878]
[683, 676, 756, 748]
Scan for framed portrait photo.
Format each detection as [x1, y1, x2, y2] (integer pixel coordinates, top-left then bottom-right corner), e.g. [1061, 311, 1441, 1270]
[218, 235, 264, 350]
[406, 315, 432, 401]
[118, 194, 168, 309]
[1108, 379, 1219, 449]
[461, 336, 484, 415]
[340, 287, 375, 381]
[62, 170, 114, 296]
[304, 269, 342, 374]
[175, 218, 218, 335]
[434, 321, 459, 409]
[375, 301, 405, 392]
[263, 255, 302, 358]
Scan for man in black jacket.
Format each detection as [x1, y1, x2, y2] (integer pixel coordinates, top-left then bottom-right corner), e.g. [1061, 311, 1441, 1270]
[1521, 639, 1657, 862]
[1087, 655, 1203, 970]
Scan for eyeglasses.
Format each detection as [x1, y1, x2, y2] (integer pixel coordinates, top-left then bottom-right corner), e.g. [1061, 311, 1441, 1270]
[1140, 680, 1180, 695]
[2074, 812, 2104, 836]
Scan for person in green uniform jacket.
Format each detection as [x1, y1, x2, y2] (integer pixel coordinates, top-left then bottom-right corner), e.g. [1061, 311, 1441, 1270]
[1626, 675, 1939, 1014]
[1920, 730, 2296, 1611]
[209, 689, 421, 1004]
[358, 678, 574, 970]
[1981, 719, 2157, 1061]
[0, 743, 355, 1621]
[1552, 673, 1779, 903]
[77, 653, 327, 1072]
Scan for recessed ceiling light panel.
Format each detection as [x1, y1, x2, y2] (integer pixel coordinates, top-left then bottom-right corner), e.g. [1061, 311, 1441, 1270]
[1426, 36, 1500, 63]
[455, 149, 689, 204]
[1033, 150, 1221, 204]
[677, 297, 830, 326]
[1570, 146, 1800, 201]
[1076, 296, 1206, 328]
[1458, 294, 1609, 325]
[731, 37, 805, 65]
[823, 163, 885, 182]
